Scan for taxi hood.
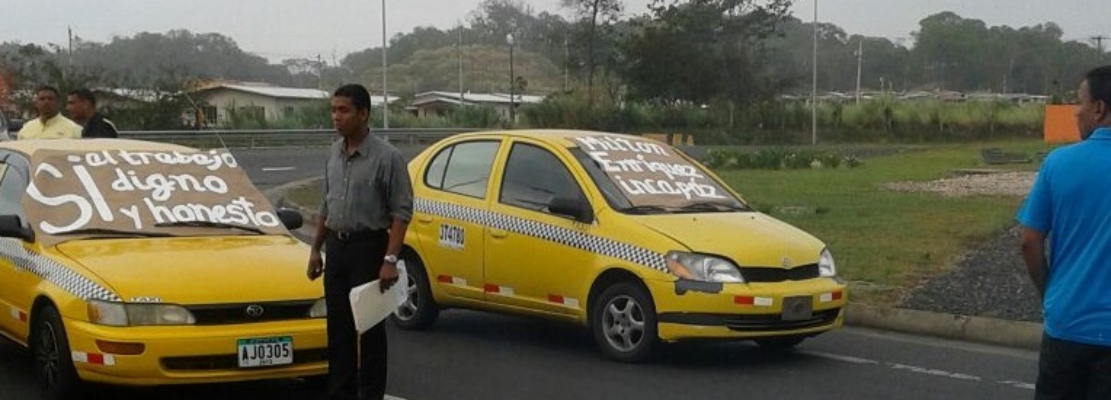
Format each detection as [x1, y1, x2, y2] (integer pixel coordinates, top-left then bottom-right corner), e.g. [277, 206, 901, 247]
[630, 211, 825, 268]
[54, 235, 321, 304]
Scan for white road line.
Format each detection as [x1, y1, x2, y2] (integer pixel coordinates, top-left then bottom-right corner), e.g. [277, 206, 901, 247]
[799, 350, 880, 365]
[386, 395, 406, 400]
[998, 380, 1036, 390]
[800, 350, 1012, 385]
[261, 166, 296, 172]
[888, 362, 986, 382]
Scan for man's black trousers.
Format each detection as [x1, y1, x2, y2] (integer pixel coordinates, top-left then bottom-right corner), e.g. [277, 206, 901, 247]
[324, 229, 389, 400]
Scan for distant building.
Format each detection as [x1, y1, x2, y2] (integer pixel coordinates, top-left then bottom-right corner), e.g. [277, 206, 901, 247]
[185, 81, 398, 128]
[407, 91, 546, 122]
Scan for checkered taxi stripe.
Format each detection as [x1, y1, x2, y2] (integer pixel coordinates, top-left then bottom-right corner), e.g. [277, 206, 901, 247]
[0, 239, 122, 302]
[414, 198, 669, 272]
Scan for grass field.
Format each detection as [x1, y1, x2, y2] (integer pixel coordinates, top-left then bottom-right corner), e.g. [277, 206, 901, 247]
[284, 139, 1063, 304]
[713, 139, 1056, 302]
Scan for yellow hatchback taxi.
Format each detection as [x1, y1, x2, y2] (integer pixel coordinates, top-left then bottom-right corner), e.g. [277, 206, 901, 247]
[391, 129, 847, 362]
[0, 139, 326, 398]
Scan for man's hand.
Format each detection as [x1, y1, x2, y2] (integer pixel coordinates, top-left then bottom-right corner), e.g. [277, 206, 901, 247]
[379, 263, 399, 293]
[307, 252, 324, 281]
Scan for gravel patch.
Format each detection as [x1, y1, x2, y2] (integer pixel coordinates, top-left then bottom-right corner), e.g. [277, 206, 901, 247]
[899, 226, 1043, 322]
[882, 170, 1035, 197]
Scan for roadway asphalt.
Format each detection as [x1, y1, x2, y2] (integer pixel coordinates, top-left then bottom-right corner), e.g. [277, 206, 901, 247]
[0, 147, 1041, 399]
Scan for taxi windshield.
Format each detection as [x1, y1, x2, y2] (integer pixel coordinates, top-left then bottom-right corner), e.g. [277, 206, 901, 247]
[568, 135, 750, 214]
[21, 148, 290, 246]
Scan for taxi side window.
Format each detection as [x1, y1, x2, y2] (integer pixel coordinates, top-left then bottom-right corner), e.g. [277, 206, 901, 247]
[425, 140, 500, 199]
[499, 143, 586, 214]
[0, 161, 27, 218]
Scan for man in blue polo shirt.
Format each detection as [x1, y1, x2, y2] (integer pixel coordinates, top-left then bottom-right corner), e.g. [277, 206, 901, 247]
[1017, 64, 1111, 400]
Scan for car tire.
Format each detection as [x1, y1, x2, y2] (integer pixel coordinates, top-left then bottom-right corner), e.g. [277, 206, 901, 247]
[389, 254, 439, 330]
[591, 281, 658, 363]
[754, 335, 807, 350]
[31, 305, 81, 400]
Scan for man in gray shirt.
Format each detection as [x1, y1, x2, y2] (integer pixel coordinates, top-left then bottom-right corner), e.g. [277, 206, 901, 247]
[306, 83, 413, 400]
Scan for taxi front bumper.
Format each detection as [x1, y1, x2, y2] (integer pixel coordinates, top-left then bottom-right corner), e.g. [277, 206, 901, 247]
[645, 277, 848, 341]
[64, 318, 328, 386]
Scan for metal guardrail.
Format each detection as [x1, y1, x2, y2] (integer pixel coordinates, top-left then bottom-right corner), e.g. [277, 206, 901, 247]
[117, 128, 484, 148]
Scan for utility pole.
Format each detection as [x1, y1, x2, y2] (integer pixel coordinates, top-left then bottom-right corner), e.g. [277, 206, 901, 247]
[1092, 35, 1109, 54]
[855, 38, 863, 105]
[564, 37, 570, 92]
[316, 54, 323, 90]
[68, 26, 74, 69]
[811, 0, 818, 145]
[458, 22, 465, 106]
[381, 0, 389, 129]
[507, 33, 516, 125]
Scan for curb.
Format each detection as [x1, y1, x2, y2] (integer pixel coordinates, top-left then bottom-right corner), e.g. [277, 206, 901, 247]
[844, 303, 1042, 351]
[265, 176, 1045, 352]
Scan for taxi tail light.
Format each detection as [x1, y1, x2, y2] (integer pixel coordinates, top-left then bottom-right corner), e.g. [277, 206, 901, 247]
[96, 340, 145, 355]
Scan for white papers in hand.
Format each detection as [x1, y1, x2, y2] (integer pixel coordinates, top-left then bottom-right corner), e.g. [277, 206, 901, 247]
[349, 261, 409, 334]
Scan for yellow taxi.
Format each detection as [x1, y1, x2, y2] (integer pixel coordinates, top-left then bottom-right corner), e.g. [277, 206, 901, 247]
[0, 139, 326, 398]
[390, 129, 847, 362]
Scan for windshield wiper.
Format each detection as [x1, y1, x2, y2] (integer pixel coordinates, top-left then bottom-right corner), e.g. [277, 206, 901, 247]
[678, 201, 749, 213]
[617, 205, 671, 214]
[155, 221, 265, 234]
[56, 228, 174, 238]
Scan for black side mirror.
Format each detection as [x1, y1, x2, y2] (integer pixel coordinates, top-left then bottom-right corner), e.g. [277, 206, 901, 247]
[277, 209, 304, 230]
[8, 119, 23, 133]
[0, 215, 34, 242]
[548, 196, 594, 224]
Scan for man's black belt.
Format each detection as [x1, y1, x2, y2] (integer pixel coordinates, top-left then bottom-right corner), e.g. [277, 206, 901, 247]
[329, 229, 387, 241]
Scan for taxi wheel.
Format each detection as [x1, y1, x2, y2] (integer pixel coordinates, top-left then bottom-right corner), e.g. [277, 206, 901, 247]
[389, 255, 438, 330]
[31, 306, 81, 400]
[591, 281, 658, 363]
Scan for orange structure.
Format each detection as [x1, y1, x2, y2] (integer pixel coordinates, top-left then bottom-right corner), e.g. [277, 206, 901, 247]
[1044, 104, 1080, 143]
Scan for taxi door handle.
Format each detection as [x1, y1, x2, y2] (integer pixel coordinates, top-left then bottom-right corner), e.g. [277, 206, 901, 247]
[417, 215, 433, 224]
[490, 229, 508, 239]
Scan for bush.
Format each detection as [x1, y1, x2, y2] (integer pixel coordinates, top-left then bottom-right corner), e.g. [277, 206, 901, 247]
[703, 147, 864, 170]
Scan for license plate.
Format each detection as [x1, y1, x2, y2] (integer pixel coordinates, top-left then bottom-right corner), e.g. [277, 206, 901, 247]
[237, 336, 293, 368]
[781, 296, 814, 321]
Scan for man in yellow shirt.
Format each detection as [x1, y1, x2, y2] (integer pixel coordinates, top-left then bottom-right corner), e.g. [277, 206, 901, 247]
[17, 85, 81, 140]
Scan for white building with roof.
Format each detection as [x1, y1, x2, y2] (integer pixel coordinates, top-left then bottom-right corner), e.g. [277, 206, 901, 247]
[186, 81, 397, 127]
[407, 90, 546, 122]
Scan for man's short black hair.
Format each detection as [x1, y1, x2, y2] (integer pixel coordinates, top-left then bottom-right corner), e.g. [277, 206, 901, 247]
[333, 84, 372, 112]
[35, 85, 60, 98]
[67, 88, 97, 106]
[1085, 65, 1111, 111]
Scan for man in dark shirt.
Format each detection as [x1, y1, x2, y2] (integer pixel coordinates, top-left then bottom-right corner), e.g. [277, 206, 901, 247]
[66, 88, 119, 138]
[306, 83, 413, 400]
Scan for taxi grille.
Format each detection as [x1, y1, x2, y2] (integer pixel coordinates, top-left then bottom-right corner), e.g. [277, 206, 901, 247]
[161, 348, 327, 371]
[659, 308, 841, 332]
[185, 300, 316, 325]
[723, 308, 841, 331]
[738, 264, 820, 283]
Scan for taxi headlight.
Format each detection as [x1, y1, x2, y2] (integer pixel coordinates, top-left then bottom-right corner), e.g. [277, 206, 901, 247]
[665, 251, 744, 283]
[819, 248, 837, 277]
[87, 300, 196, 326]
[309, 298, 327, 318]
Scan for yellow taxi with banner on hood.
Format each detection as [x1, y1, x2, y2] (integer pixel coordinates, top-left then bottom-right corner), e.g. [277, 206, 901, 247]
[0, 139, 326, 398]
[389, 129, 847, 362]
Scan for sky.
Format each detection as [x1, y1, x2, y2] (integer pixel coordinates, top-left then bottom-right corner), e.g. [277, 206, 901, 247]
[5, 0, 1105, 64]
